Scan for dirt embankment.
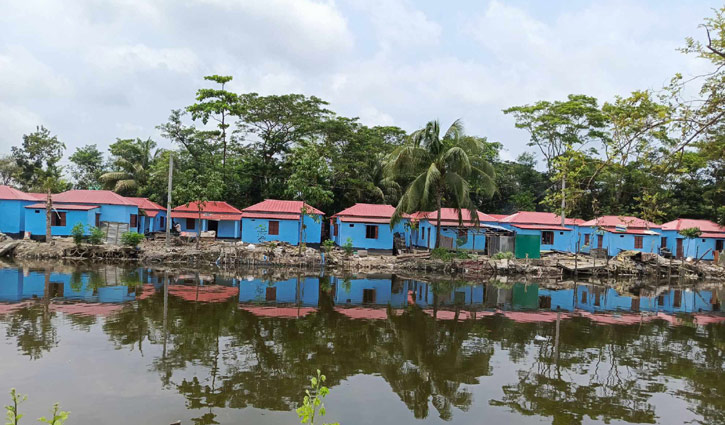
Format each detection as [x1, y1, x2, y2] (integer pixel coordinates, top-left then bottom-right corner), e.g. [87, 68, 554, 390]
[1, 236, 724, 281]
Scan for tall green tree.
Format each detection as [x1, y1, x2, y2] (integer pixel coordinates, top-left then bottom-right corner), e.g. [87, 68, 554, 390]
[11, 126, 65, 191]
[174, 168, 224, 249]
[100, 138, 159, 195]
[0, 155, 20, 186]
[387, 119, 496, 248]
[68, 144, 107, 190]
[285, 140, 334, 209]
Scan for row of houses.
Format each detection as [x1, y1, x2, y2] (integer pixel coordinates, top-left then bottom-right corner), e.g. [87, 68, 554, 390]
[1, 185, 724, 260]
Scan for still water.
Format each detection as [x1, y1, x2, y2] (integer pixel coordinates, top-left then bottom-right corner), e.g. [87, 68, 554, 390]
[0, 264, 723, 425]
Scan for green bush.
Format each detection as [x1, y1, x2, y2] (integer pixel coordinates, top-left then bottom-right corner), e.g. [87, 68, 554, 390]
[492, 251, 514, 260]
[322, 239, 335, 253]
[431, 247, 453, 261]
[88, 226, 105, 245]
[120, 231, 145, 248]
[343, 237, 354, 256]
[71, 222, 84, 247]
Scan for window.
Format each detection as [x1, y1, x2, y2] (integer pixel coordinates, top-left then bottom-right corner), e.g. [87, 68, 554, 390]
[539, 296, 552, 309]
[95, 213, 101, 227]
[584, 234, 590, 245]
[661, 237, 667, 248]
[51, 212, 66, 227]
[268, 221, 279, 235]
[542, 231, 554, 245]
[634, 236, 643, 249]
[365, 225, 378, 239]
[186, 218, 196, 230]
[581, 292, 587, 303]
[130, 214, 138, 227]
[266, 287, 277, 302]
[332, 222, 338, 236]
[421, 228, 424, 240]
[673, 290, 682, 308]
[349, 223, 354, 227]
[717, 240, 724, 251]
[363, 289, 376, 304]
[159, 216, 166, 230]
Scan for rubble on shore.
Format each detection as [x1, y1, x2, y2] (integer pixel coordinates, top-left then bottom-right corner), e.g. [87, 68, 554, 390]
[0, 235, 724, 281]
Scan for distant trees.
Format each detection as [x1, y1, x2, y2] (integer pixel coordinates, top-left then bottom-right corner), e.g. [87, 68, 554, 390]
[68, 144, 106, 190]
[11, 126, 66, 191]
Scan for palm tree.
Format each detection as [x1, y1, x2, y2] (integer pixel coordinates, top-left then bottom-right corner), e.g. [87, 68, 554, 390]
[387, 119, 495, 248]
[100, 138, 158, 195]
[370, 153, 401, 204]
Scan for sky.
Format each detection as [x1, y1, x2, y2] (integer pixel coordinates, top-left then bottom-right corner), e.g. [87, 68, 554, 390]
[0, 0, 719, 163]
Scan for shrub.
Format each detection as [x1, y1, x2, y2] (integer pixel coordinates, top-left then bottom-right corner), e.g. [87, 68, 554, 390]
[492, 251, 514, 260]
[88, 226, 105, 245]
[121, 231, 145, 248]
[431, 247, 453, 261]
[342, 237, 354, 256]
[71, 222, 85, 247]
[322, 239, 335, 253]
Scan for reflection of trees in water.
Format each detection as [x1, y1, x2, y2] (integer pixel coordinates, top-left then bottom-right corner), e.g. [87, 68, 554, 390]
[1, 305, 57, 360]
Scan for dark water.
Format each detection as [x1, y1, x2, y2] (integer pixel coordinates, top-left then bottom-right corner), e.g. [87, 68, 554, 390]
[0, 264, 724, 425]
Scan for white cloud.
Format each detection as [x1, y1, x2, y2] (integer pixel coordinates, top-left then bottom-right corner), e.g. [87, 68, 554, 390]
[90, 44, 199, 74]
[0, 103, 43, 151]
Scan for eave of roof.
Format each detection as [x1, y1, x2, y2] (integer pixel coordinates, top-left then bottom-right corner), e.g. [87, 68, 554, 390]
[25, 203, 100, 211]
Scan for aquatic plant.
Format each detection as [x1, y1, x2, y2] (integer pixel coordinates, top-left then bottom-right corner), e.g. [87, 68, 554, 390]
[296, 370, 339, 425]
[322, 239, 335, 254]
[4, 390, 68, 425]
[38, 403, 69, 425]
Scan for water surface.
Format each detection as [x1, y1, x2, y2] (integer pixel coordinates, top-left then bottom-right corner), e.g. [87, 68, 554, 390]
[0, 264, 723, 425]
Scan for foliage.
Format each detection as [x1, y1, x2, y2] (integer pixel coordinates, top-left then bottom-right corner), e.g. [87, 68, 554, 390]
[431, 247, 453, 261]
[342, 238, 354, 256]
[296, 370, 339, 425]
[285, 140, 334, 209]
[37, 403, 69, 425]
[492, 251, 515, 260]
[0, 155, 20, 186]
[70, 222, 84, 247]
[68, 144, 106, 190]
[100, 138, 159, 195]
[387, 119, 496, 248]
[120, 231, 144, 248]
[5, 388, 26, 425]
[679, 227, 703, 239]
[88, 226, 105, 245]
[322, 239, 335, 254]
[11, 126, 65, 191]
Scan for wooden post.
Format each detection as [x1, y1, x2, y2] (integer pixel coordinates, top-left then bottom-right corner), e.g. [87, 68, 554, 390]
[45, 187, 53, 245]
[165, 155, 173, 249]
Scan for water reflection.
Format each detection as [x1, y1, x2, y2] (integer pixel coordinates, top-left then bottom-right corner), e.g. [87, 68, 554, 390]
[0, 265, 724, 425]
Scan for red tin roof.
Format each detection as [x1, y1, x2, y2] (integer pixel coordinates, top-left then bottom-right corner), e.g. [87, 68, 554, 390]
[333, 203, 397, 223]
[565, 218, 585, 225]
[25, 203, 100, 211]
[661, 218, 725, 233]
[599, 226, 660, 235]
[581, 215, 661, 229]
[172, 201, 242, 220]
[414, 208, 497, 226]
[26, 192, 46, 200]
[487, 214, 508, 221]
[126, 197, 165, 211]
[512, 224, 572, 231]
[241, 212, 302, 221]
[52, 190, 136, 206]
[241, 199, 324, 218]
[0, 185, 37, 201]
[501, 211, 568, 225]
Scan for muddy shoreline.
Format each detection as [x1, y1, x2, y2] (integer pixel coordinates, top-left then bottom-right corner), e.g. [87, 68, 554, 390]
[2, 238, 724, 285]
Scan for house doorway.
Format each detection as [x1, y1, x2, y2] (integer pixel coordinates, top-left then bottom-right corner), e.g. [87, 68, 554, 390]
[597, 235, 603, 249]
[208, 220, 219, 234]
[676, 239, 684, 259]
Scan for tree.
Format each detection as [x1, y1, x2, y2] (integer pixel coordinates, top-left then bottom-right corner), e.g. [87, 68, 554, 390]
[387, 119, 496, 248]
[100, 138, 159, 195]
[285, 140, 334, 209]
[174, 168, 224, 249]
[186, 75, 239, 170]
[0, 155, 20, 185]
[11, 126, 65, 191]
[69, 144, 106, 189]
[679, 227, 703, 260]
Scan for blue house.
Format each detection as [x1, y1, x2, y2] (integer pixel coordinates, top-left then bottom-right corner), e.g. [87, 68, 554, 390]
[410, 208, 497, 251]
[241, 199, 323, 246]
[171, 201, 241, 239]
[331, 203, 408, 252]
[579, 216, 661, 257]
[0, 185, 39, 237]
[660, 218, 725, 261]
[23, 190, 139, 238]
[126, 197, 167, 235]
[499, 211, 579, 253]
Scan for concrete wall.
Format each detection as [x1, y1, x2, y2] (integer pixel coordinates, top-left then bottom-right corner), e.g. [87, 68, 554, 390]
[97, 204, 138, 224]
[174, 217, 240, 238]
[0, 200, 35, 236]
[411, 219, 487, 251]
[660, 230, 723, 260]
[24, 207, 97, 236]
[503, 225, 576, 252]
[578, 227, 660, 256]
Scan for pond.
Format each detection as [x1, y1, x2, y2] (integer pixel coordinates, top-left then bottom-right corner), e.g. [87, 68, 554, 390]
[0, 263, 723, 425]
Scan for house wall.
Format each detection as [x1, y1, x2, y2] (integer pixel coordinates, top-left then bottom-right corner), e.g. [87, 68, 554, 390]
[660, 230, 723, 260]
[97, 204, 138, 224]
[0, 200, 35, 236]
[507, 226, 576, 252]
[577, 227, 660, 256]
[24, 207, 97, 236]
[411, 220, 487, 251]
[241, 215, 321, 245]
[334, 218, 407, 250]
[174, 217, 239, 238]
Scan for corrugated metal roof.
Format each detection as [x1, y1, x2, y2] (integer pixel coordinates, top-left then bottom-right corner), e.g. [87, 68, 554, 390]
[600, 226, 660, 235]
[26, 192, 46, 200]
[486, 214, 509, 221]
[25, 203, 100, 211]
[241, 199, 324, 216]
[170, 211, 242, 221]
[173, 201, 242, 214]
[512, 223, 572, 231]
[52, 190, 137, 206]
[333, 203, 395, 218]
[126, 197, 165, 211]
[414, 208, 497, 224]
[241, 212, 301, 220]
[661, 218, 725, 233]
[500, 211, 574, 226]
[582, 215, 661, 229]
[699, 232, 725, 238]
[0, 185, 38, 201]
[338, 217, 391, 224]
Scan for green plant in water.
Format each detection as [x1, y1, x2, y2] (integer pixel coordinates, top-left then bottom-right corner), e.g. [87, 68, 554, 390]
[37, 403, 69, 425]
[492, 251, 514, 260]
[5, 388, 26, 425]
[342, 238, 354, 256]
[296, 370, 339, 425]
[87, 226, 105, 245]
[70, 222, 84, 247]
[120, 231, 144, 248]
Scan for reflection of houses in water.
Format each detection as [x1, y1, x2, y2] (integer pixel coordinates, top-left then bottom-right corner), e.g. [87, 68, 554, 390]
[238, 277, 319, 306]
[0, 267, 139, 303]
[575, 285, 721, 314]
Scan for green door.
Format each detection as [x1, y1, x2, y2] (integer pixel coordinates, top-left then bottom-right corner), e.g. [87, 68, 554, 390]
[515, 234, 540, 259]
